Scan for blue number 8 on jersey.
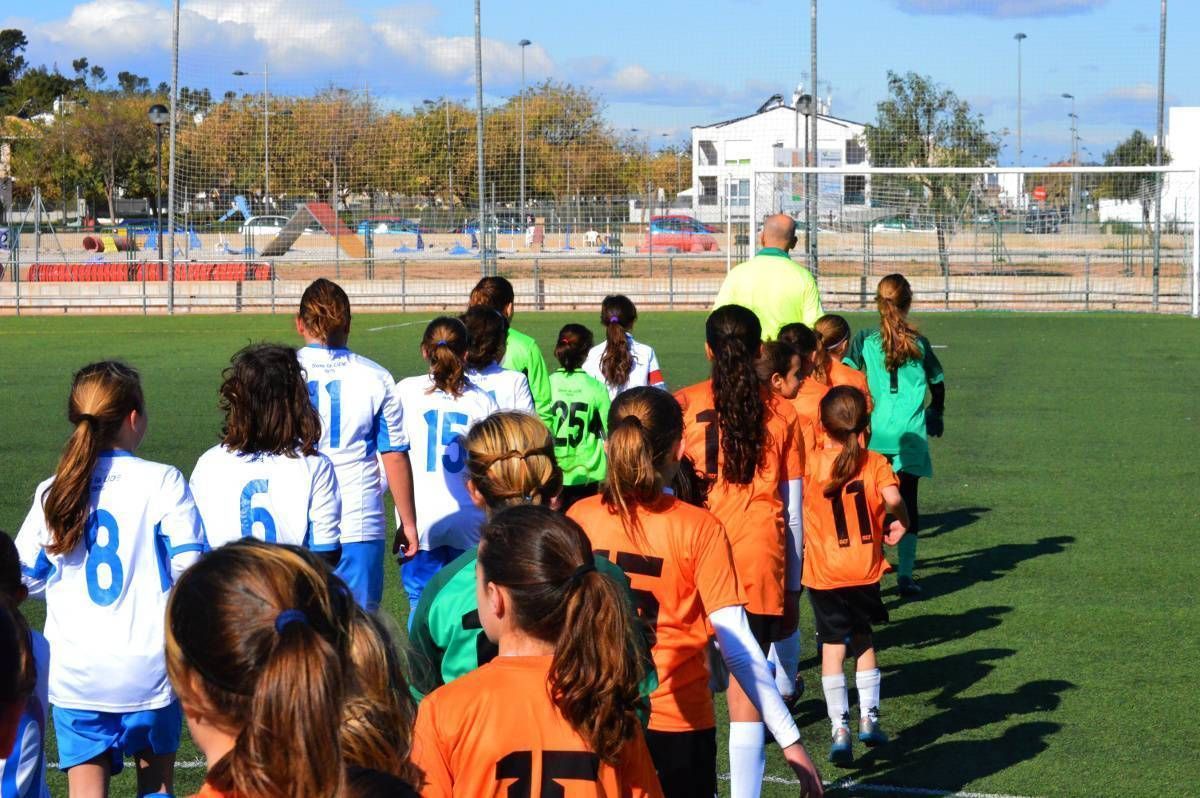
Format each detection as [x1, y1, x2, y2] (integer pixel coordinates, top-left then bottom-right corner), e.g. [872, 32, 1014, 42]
[84, 509, 124, 606]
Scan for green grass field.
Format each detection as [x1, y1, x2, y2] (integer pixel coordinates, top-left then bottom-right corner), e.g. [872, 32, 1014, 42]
[2, 310, 1197, 798]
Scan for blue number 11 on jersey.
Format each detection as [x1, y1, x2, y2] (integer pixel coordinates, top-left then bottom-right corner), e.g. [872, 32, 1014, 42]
[308, 379, 343, 448]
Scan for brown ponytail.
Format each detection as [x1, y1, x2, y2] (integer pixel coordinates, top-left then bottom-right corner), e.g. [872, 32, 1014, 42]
[460, 306, 509, 370]
[778, 322, 829, 385]
[166, 541, 354, 798]
[706, 305, 766, 485]
[819, 386, 870, 498]
[422, 317, 470, 397]
[478, 506, 642, 765]
[554, 324, 593, 372]
[465, 412, 562, 510]
[298, 278, 352, 348]
[814, 314, 851, 355]
[43, 361, 144, 556]
[341, 609, 419, 785]
[598, 295, 637, 389]
[876, 274, 922, 371]
[603, 387, 683, 534]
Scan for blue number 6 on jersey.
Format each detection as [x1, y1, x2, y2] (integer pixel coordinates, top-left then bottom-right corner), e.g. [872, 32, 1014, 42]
[240, 480, 277, 542]
[84, 509, 124, 606]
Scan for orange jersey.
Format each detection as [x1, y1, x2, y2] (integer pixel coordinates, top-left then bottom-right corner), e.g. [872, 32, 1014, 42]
[828, 359, 873, 412]
[568, 494, 745, 733]
[802, 447, 898, 590]
[791, 375, 829, 431]
[675, 381, 803, 616]
[412, 655, 663, 798]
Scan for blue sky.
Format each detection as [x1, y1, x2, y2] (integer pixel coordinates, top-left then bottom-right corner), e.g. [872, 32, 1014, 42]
[5, 0, 1196, 163]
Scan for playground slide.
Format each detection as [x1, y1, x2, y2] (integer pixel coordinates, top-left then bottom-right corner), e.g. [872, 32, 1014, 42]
[217, 195, 252, 223]
[259, 202, 367, 259]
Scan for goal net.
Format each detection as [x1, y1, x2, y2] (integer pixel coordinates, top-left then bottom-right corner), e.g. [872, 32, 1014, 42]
[750, 166, 1198, 314]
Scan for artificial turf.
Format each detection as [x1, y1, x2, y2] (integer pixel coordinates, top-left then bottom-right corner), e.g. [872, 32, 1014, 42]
[1, 310, 1196, 797]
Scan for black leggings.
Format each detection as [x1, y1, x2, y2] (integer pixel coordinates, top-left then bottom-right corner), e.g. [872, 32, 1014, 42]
[898, 471, 920, 535]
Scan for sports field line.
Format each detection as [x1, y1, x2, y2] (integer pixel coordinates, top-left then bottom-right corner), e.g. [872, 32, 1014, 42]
[367, 319, 434, 332]
[719, 774, 1036, 798]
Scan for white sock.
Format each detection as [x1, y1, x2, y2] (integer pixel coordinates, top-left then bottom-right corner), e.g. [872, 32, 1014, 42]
[769, 632, 801, 697]
[856, 668, 882, 719]
[821, 673, 849, 734]
[728, 721, 766, 798]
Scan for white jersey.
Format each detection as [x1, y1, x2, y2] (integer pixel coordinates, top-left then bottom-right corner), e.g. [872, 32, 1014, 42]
[583, 333, 667, 399]
[394, 375, 498, 550]
[0, 630, 49, 798]
[189, 445, 341, 553]
[466, 363, 535, 415]
[15, 452, 206, 712]
[297, 345, 409, 544]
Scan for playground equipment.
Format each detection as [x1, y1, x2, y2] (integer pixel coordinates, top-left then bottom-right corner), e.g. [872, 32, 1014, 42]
[260, 202, 367, 259]
[82, 234, 136, 253]
[216, 195, 253, 223]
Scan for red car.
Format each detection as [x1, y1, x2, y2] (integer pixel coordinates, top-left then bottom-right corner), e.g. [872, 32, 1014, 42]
[639, 215, 719, 253]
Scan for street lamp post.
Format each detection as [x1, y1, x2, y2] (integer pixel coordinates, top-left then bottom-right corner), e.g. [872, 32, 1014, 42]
[1062, 92, 1078, 221]
[798, 94, 813, 258]
[148, 104, 170, 262]
[518, 39, 531, 231]
[233, 64, 270, 209]
[1014, 33, 1027, 167]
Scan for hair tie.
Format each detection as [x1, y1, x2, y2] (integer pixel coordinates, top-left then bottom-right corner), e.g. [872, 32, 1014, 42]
[607, 315, 621, 324]
[567, 560, 596, 586]
[434, 339, 449, 347]
[558, 338, 568, 345]
[77, 413, 98, 426]
[274, 609, 308, 633]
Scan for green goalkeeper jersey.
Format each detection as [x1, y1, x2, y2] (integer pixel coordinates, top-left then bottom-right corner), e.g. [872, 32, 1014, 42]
[502, 327, 553, 426]
[548, 368, 611, 486]
[408, 547, 658, 723]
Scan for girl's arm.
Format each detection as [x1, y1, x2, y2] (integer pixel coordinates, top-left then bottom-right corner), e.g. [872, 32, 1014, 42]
[382, 451, 420, 557]
[881, 484, 910, 546]
[156, 468, 207, 582]
[926, 382, 946, 437]
[709, 605, 824, 797]
[779, 477, 804, 635]
[15, 484, 53, 598]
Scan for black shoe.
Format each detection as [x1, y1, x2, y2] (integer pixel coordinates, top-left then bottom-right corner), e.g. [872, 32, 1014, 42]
[897, 576, 923, 597]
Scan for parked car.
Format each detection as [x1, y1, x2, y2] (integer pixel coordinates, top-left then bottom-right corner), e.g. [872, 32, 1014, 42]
[240, 215, 289, 237]
[871, 216, 936, 234]
[1023, 208, 1061, 234]
[357, 217, 421, 235]
[640, 215, 719, 252]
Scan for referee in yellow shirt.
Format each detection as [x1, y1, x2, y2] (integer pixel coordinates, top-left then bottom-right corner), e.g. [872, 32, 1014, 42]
[713, 214, 824, 338]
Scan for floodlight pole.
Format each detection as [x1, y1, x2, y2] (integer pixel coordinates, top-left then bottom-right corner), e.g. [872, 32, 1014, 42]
[1014, 33, 1026, 167]
[474, 0, 487, 275]
[519, 39, 531, 232]
[1153, 0, 1167, 310]
[167, 0, 180, 313]
[808, 0, 818, 275]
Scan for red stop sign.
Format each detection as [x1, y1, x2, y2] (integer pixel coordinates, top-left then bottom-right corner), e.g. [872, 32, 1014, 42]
[1032, 185, 1048, 202]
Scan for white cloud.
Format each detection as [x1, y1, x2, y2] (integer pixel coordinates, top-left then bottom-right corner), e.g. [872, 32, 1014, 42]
[894, 0, 1107, 17]
[1103, 83, 1157, 103]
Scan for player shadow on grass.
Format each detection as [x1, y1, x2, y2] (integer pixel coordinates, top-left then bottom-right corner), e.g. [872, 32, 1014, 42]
[873, 605, 1012, 650]
[902, 535, 1075, 603]
[916, 506, 991, 540]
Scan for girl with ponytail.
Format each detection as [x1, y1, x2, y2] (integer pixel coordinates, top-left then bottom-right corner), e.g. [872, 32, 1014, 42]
[550, 324, 611, 511]
[803, 386, 909, 766]
[584, 295, 668, 398]
[411, 505, 664, 798]
[814, 314, 873, 411]
[409, 412, 647, 704]
[674, 306, 808, 798]
[16, 361, 206, 797]
[841, 274, 946, 596]
[166, 540, 418, 798]
[394, 317, 498, 612]
[568, 388, 824, 798]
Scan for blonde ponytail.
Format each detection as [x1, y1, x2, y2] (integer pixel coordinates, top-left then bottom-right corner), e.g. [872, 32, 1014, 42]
[876, 274, 922, 371]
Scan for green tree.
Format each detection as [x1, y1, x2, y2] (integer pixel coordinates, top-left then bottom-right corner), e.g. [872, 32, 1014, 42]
[0, 29, 28, 89]
[863, 71, 998, 274]
[1097, 130, 1169, 226]
[72, 93, 158, 221]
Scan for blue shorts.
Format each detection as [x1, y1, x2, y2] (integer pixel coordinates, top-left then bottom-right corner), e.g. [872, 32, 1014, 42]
[335, 540, 387, 612]
[52, 701, 182, 773]
[401, 546, 463, 626]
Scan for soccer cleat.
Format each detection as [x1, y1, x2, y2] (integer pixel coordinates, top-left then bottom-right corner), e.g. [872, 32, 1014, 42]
[859, 708, 889, 746]
[897, 575, 923, 597]
[783, 676, 806, 714]
[829, 726, 853, 765]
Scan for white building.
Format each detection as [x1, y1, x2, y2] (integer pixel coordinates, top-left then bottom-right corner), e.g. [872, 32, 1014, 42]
[1098, 106, 1198, 226]
[690, 94, 870, 225]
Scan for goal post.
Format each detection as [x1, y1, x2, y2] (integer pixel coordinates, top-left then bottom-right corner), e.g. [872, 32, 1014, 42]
[750, 165, 1199, 316]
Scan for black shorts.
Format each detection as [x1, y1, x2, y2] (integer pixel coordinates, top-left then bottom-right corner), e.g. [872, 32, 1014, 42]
[745, 612, 782, 651]
[644, 727, 717, 798]
[557, 482, 600, 513]
[809, 585, 888, 642]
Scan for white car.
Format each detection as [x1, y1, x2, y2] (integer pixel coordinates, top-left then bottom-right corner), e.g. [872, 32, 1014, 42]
[240, 215, 288, 237]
